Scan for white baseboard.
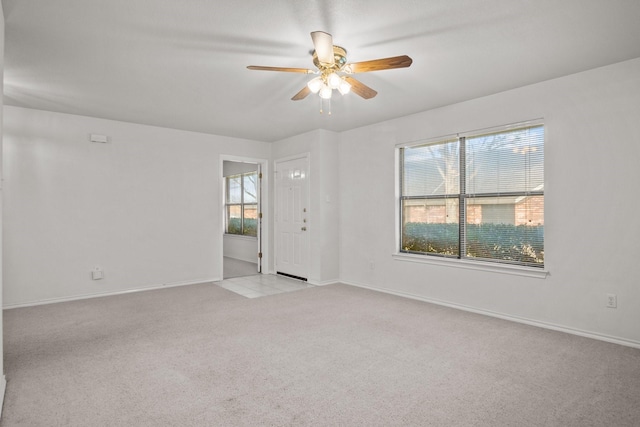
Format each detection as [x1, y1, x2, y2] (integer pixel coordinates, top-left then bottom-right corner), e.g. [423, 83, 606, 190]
[308, 279, 339, 286]
[2, 278, 221, 310]
[341, 280, 640, 350]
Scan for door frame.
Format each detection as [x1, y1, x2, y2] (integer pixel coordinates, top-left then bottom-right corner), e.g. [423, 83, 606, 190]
[274, 153, 311, 281]
[219, 154, 270, 277]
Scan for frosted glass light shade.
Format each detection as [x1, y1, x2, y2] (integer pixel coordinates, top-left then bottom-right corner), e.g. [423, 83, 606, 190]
[319, 84, 333, 99]
[338, 79, 351, 95]
[307, 77, 323, 93]
[327, 72, 341, 89]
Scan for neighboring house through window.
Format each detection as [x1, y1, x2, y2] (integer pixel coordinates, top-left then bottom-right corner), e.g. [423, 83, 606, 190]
[226, 171, 258, 237]
[399, 121, 544, 267]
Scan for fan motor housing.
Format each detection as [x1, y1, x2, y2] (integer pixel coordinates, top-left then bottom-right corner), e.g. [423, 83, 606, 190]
[313, 45, 348, 70]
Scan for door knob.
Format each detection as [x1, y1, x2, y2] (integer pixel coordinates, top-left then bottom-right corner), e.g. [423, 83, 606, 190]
[301, 227, 307, 231]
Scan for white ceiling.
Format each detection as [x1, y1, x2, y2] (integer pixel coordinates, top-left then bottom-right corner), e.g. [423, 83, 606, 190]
[3, 0, 640, 142]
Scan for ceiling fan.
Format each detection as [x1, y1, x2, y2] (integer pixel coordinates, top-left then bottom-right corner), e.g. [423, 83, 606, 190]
[247, 31, 413, 102]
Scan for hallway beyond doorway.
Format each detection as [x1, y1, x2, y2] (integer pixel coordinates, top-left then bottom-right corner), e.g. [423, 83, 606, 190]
[223, 256, 258, 279]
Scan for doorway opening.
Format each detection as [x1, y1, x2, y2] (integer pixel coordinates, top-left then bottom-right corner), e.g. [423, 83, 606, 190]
[221, 158, 266, 279]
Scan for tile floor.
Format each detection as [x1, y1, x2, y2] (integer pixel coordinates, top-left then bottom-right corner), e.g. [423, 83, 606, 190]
[215, 274, 314, 298]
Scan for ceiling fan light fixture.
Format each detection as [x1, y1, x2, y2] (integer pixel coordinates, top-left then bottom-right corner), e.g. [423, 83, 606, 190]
[319, 84, 333, 99]
[307, 76, 323, 93]
[338, 78, 351, 95]
[247, 31, 413, 105]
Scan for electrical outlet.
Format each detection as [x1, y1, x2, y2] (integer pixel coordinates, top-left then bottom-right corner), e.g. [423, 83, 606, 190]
[606, 293, 617, 308]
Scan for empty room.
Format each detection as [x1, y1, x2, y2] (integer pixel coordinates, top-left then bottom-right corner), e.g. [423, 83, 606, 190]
[1, 1, 640, 425]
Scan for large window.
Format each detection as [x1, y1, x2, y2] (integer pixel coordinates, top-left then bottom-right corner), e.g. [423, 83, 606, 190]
[226, 172, 258, 237]
[400, 122, 544, 267]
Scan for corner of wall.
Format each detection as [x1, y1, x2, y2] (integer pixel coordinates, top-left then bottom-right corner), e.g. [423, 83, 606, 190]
[1, 0, 7, 415]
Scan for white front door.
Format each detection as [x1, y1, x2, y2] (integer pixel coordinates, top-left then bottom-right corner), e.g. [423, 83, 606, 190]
[275, 156, 309, 280]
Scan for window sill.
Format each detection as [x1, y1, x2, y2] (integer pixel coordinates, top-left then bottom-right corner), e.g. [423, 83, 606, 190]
[392, 252, 548, 279]
[223, 234, 258, 241]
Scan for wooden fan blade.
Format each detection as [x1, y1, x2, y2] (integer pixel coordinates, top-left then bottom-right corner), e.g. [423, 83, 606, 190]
[345, 55, 413, 73]
[247, 65, 315, 74]
[310, 31, 334, 66]
[291, 86, 312, 101]
[344, 76, 377, 99]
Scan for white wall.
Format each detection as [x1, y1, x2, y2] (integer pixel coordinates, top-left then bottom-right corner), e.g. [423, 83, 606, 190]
[1, 0, 7, 406]
[272, 129, 340, 284]
[2, 107, 270, 306]
[223, 235, 258, 263]
[223, 160, 258, 177]
[339, 58, 640, 346]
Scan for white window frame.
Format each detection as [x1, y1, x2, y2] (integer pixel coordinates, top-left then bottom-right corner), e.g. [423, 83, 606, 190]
[225, 171, 258, 237]
[394, 119, 548, 279]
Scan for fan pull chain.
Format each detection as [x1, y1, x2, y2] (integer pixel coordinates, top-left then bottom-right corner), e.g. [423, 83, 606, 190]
[319, 97, 331, 115]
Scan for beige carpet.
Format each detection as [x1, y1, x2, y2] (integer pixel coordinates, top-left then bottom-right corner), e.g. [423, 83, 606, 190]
[2, 283, 640, 426]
